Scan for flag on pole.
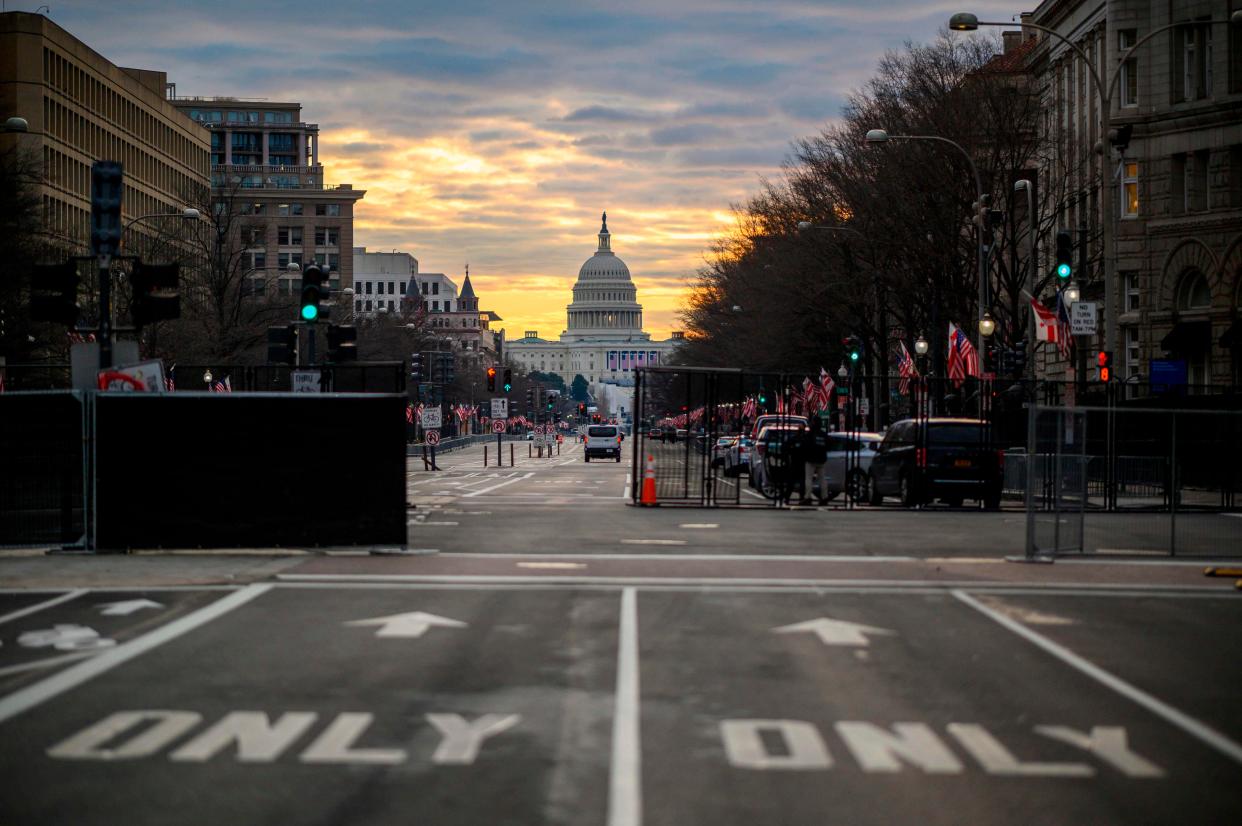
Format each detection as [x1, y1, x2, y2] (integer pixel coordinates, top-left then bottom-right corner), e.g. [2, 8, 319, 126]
[1031, 297, 1059, 347]
[818, 367, 835, 406]
[896, 341, 919, 395]
[947, 323, 979, 388]
[1054, 291, 1072, 359]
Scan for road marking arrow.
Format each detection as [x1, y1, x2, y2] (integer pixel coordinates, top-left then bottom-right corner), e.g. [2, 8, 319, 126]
[96, 599, 164, 616]
[17, 624, 117, 651]
[345, 611, 467, 638]
[772, 617, 896, 647]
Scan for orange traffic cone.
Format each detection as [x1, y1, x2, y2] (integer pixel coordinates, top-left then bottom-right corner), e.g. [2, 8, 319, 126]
[639, 454, 659, 506]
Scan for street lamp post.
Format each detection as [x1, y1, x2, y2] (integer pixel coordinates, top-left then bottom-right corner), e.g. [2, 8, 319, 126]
[949, 10, 1242, 369]
[797, 221, 888, 429]
[864, 128, 990, 375]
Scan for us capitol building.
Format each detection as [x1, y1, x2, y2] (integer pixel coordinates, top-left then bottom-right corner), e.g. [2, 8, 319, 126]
[505, 213, 680, 416]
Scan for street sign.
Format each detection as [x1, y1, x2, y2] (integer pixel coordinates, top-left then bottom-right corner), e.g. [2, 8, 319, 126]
[492, 419, 506, 434]
[292, 370, 322, 393]
[491, 398, 508, 418]
[425, 430, 441, 446]
[420, 408, 442, 429]
[535, 425, 544, 435]
[97, 359, 164, 392]
[857, 398, 870, 417]
[1070, 301, 1098, 336]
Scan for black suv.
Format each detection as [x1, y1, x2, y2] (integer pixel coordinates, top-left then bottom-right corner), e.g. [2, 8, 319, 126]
[869, 418, 1002, 508]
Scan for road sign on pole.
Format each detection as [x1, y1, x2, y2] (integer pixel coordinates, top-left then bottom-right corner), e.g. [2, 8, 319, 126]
[492, 419, 506, 434]
[491, 398, 508, 419]
[1071, 301, 1098, 335]
[425, 430, 441, 446]
[292, 370, 322, 393]
[420, 408, 442, 429]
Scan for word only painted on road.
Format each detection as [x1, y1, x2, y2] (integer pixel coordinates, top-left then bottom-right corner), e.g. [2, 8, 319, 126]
[718, 719, 1164, 778]
[48, 710, 521, 766]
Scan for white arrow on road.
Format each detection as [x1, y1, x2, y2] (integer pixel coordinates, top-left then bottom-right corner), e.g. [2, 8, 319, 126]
[772, 617, 896, 647]
[96, 599, 163, 616]
[345, 611, 467, 638]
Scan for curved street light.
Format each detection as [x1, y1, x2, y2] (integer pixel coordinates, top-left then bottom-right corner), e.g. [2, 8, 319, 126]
[865, 127, 989, 372]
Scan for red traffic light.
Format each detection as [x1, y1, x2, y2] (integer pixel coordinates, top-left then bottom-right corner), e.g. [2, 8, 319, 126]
[1097, 351, 1112, 382]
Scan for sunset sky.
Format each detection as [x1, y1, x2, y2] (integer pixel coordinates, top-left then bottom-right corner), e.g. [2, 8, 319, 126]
[47, 0, 1018, 339]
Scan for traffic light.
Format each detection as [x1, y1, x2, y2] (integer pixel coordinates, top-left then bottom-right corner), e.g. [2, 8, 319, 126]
[486, 366, 497, 392]
[441, 352, 455, 384]
[300, 264, 325, 321]
[266, 325, 297, 365]
[1009, 343, 1027, 376]
[503, 368, 512, 394]
[1055, 230, 1073, 280]
[1097, 351, 1112, 383]
[410, 352, 423, 383]
[527, 388, 534, 410]
[546, 392, 555, 411]
[842, 335, 862, 364]
[578, 403, 586, 415]
[325, 324, 357, 362]
[130, 261, 180, 326]
[30, 261, 80, 326]
[90, 161, 123, 258]
[983, 342, 998, 374]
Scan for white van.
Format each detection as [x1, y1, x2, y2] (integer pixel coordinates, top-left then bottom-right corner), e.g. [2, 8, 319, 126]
[584, 424, 622, 462]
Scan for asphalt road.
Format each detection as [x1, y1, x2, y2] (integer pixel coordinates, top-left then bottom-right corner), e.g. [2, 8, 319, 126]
[1, 442, 1241, 824]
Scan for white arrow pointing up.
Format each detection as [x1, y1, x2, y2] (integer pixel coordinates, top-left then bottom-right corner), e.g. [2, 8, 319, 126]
[96, 599, 163, 616]
[772, 617, 896, 647]
[345, 611, 467, 638]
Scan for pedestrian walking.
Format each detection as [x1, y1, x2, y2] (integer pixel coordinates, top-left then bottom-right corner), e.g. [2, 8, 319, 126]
[801, 416, 830, 505]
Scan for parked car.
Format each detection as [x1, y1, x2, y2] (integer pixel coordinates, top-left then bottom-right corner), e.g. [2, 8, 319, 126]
[808, 432, 884, 501]
[747, 414, 808, 441]
[674, 428, 688, 443]
[722, 436, 754, 477]
[868, 418, 1002, 508]
[710, 436, 738, 468]
[648, 427, 664, 442]
[749, 423, 806, 498]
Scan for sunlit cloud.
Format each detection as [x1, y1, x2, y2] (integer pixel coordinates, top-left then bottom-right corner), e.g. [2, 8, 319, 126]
[50, 0, 1022, 338]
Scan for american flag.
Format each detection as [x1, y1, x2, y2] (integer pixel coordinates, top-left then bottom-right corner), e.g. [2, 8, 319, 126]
[742, 396, 757, 419]
[896, 341, 919, 395]
[212, 376, 233, 393]
[67, 331, 97, 344]
[1055, 290, 1072, 359]
[947, 323, 979, 388]
[818, 367, 835, 405]
[406, 405, 415, 424]
[802, 377, 819, 413]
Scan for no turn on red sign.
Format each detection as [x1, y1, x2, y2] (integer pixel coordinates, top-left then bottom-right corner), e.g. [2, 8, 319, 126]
[492, 420, 506, 434]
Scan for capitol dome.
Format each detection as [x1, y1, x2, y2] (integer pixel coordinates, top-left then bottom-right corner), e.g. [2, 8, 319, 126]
[563, 212, 646, 342]
[577, 213, 631, 281]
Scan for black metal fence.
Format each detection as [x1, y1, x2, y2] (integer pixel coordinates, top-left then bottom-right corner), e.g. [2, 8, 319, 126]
[632, 366, 1242, 511]
[1, 362, 406, 393]
[0, 391, 86, 547]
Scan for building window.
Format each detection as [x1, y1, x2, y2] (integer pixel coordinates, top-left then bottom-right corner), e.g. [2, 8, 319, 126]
[277, 226, 302, 245]
[388, 301, 395, 312]
[432, 300, 439, 311]
[364, 282, 372, 295]
[356, 300, 363, 312]
[1177, 269, 1211, 310]
[432, 282, 439, 295]
[314, 227, 339, 246]
[1124, 271, 1140, 312]
[1195, 149, 1211, 211]
[420, 282, 428, 295]
[241, 225, 264, 246]
[277, 203, 303, 216]
[1124, 327, 1140, 379]
[315, 203, 340, 217]
[250, 251, 266, 271]
[277, 252, 302, 269]
[1121, 162, 1139, 217]
[365, 300, 372, 312]
[1172, 154, 1188, 213]
[1119, 29, 1138, 106]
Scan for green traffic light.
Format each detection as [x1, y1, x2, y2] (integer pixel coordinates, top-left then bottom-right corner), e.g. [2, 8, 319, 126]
[301, 304, 318, 321]
[849, 351, 859, 362]
[1057, 263, 1072, 279]
[504, 383, 512, 393]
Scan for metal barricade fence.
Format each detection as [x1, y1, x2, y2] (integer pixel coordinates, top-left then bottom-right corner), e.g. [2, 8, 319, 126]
[0, 391, 87, 548]
[1026, 404, 1242, 558]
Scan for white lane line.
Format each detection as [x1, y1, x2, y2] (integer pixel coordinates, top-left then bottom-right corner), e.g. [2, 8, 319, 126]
[679, 524, 719, 529]
[608, 587, 642, 826]
[623, 473, 632, 499]
[0, 650, 96, 678]
[462, 472, 535, 498]
[742, 488, 767, 501]
[418, 522, 460, 527]
[620, 539, 687, 546]
[516, 562, 587, 570]
[0, 589, 88, 625]
[429, 552, 916, 562]
[953, 589, 1242, 767]
[0, 584, 271, 726]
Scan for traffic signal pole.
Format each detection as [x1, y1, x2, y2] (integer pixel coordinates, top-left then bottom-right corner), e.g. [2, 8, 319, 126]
[96, 253, 113, 369]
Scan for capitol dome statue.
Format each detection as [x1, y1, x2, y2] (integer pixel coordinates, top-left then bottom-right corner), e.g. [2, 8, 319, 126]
[563, 212, 646, 342]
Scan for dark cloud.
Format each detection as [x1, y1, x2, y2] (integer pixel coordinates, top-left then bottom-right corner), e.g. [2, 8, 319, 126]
[562, 105, 657, 123]
[649, 123, 731, 147]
